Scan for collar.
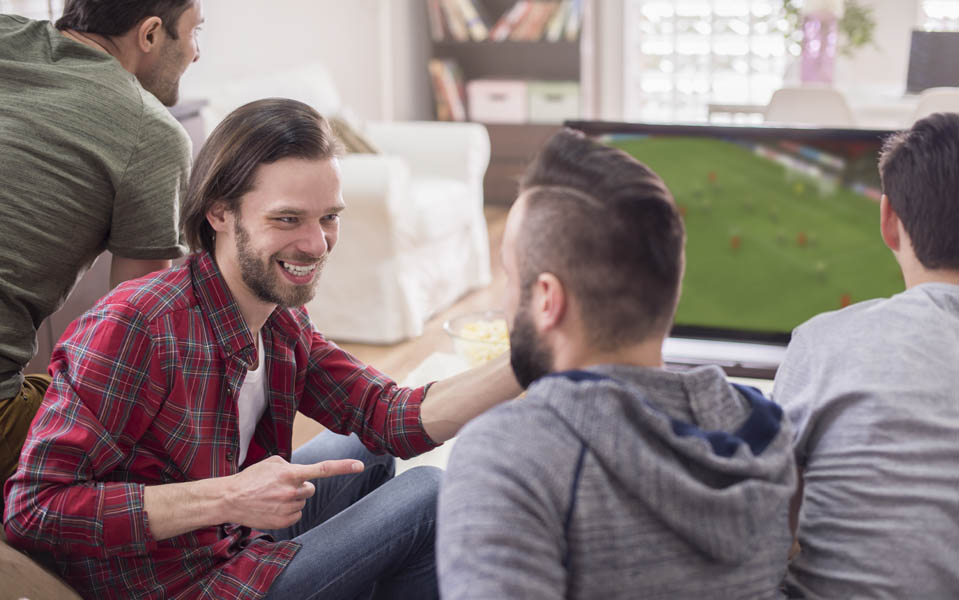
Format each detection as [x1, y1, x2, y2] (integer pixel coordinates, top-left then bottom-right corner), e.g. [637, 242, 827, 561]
[188, 251, 259, 366]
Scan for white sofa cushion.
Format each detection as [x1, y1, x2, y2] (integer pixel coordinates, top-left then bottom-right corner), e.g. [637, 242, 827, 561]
[401, 179, 473, 243]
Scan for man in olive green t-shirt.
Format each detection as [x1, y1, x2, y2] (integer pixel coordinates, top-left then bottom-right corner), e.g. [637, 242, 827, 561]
[0, 0, 204, 508]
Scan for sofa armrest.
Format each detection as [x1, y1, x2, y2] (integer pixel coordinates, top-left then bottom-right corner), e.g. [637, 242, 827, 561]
[364, 121, 490, 183]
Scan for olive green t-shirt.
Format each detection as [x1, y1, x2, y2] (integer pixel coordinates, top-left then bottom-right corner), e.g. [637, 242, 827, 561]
[0, 16, 190, 399]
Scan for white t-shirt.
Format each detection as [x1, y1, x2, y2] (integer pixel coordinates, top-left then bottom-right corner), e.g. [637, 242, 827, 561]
[237, 333, 268, 465]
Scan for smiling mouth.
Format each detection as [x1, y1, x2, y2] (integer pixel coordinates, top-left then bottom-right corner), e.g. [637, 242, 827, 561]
[278, 260, 317, 277]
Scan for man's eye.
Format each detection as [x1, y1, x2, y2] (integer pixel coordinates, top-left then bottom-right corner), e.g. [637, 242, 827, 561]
[276, 217, 299, 225]
[322, 214, 340, 223]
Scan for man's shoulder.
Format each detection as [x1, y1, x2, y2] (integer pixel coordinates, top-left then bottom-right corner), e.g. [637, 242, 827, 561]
[455, 397, 579, 464]
[134, 88, 191, 151]
[793, 296, 888, 340]
[98, 263, 197, 325]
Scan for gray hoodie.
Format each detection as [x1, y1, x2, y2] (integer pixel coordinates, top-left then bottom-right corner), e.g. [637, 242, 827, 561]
[438, 364, 796, 599]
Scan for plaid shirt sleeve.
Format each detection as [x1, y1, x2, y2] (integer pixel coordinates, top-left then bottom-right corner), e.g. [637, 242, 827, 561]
[3, 301, 162, 558]
[298, 327, 440, 459]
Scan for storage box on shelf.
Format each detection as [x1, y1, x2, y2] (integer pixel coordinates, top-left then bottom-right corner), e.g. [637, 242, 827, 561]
[467, 79, 528, 123]
[528, 80, 580, 123]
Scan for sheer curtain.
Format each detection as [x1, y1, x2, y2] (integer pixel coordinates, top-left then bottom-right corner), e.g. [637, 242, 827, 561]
[623, 0, 789, 124]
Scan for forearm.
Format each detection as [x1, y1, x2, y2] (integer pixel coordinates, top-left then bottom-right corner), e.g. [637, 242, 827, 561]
[5, 478, 156, 558]
[109, 256, 171, 289]
[419, 352, 521, 442]
[143, 476, 234, 541]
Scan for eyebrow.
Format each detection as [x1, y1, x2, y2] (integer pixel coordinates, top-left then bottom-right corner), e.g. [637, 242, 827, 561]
[266, 205, 345, 216]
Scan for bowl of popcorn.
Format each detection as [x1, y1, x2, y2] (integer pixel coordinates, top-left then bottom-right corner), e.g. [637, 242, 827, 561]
[443, 310, 510, 367]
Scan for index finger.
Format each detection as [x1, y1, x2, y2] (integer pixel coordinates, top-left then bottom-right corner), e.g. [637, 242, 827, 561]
[287, 459, 364, 483]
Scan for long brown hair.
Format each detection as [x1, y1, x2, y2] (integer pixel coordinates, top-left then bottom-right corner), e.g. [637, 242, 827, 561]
[181, 98, 340, 255]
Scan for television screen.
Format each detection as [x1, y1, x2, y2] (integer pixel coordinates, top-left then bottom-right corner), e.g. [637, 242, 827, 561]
[565, 121, 905, 344]
[906, 31, 959, 94]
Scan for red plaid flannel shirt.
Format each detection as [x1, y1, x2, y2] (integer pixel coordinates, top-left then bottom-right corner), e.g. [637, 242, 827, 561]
[3, 251, 438, 599]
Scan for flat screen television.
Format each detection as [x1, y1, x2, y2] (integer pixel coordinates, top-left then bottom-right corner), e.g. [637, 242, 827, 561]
[564, 121, 904, 374]
[906, 30, 959, 94]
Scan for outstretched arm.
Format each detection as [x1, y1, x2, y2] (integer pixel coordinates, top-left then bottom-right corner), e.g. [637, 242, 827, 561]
[420, 352, 521, 443]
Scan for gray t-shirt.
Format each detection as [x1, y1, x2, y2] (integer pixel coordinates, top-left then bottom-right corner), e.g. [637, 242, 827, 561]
[773, 283, 959, 599]
[0, 17, 189, 399]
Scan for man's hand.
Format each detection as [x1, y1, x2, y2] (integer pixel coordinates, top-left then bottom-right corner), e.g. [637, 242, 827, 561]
[143, 455, 364, 540]
[224, 455, 364, 530]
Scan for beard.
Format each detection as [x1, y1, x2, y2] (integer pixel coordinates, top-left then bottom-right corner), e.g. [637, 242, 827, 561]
[509, 301, 554, 389]
[138, 38, 186, 106]
[234, 219, 324, 308]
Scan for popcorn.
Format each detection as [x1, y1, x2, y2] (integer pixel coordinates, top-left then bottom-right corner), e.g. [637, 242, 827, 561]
[452, 316, 509, 366]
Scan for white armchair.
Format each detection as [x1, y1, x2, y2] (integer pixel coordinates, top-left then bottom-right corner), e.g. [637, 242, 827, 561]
[190, 65, 492, 343]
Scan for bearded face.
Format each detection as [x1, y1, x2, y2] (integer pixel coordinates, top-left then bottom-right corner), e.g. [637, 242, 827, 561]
[508, 293, 554, 389]
[234, 216, 325, 308]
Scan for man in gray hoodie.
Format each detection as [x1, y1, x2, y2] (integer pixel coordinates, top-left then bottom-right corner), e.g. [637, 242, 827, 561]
[437, 129, 797, 599]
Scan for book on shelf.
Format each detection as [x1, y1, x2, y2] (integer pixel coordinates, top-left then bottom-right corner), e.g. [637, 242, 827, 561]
[488, 0, 580, 42]
[456, 0, 491, 41]
[564, 0, 582, 41]
[427, 0, 446, 41]
[432, 0, 491, 42]
[431, 0, 582, 43]
[490, 0, 530, 41]
[544, 0, 571, 42]
[428, 58, 467, 122]
[440, 0, 470, 41]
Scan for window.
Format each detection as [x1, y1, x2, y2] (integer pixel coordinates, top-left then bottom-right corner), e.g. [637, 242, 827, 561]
[0, 0, 64, 20]
[920, 0, 959, 30]
[623, 0, 789, 124]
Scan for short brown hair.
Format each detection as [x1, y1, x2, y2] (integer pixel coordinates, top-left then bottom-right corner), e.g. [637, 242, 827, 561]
[518, 129, 685, 350]
[879, 112, 959, 270]
[56, 0, 193, 39]
[181, 98, 341, 255]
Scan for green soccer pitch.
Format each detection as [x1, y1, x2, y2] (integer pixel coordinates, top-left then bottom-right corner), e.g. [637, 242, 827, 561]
[608, 136, 905, 334]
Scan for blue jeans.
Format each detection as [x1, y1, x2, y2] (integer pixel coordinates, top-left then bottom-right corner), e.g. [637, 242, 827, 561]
[262, 431, 440, 600]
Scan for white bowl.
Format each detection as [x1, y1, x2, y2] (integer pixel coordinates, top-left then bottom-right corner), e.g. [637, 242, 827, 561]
[442, 310, 510, 367]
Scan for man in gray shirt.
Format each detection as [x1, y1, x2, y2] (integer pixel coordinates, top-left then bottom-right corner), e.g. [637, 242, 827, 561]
[0, 0, 203, 509]
[773, 112, 959, 598]
[438, 129, 797, 599]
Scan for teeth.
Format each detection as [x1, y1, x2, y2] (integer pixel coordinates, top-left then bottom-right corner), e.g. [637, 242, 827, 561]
[280, 261, 316, 276]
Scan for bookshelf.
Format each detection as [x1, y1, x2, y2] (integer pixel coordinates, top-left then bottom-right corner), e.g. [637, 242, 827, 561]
[426, 0, 594, 204]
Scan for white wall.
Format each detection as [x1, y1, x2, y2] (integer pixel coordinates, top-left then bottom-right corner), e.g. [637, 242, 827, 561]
[180, 0, 431, 121]
[834, 0, 921, 92]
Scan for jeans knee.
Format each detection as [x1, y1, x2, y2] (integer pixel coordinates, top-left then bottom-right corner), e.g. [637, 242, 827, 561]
[397, 466, 442, 508]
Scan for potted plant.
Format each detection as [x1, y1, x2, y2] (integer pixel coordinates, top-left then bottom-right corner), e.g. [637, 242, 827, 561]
[781, 0, 877, 84]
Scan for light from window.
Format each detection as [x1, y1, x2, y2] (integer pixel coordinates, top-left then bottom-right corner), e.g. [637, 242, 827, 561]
[624, 0, 790, 124]
[921, 0, 959, 30]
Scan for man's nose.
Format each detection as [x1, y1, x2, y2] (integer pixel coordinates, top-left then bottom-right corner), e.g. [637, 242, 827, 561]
[297, 226, 329, 259]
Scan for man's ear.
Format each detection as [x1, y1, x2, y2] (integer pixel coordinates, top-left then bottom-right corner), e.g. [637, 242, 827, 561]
[206, 201, 231, 234]
[136, 16, 164, 53]
[531, 273, 566, 333]
[880, 194, 901, 253]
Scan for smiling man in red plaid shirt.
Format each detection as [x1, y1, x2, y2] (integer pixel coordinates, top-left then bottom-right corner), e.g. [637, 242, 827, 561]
[3, 98, 520, 600]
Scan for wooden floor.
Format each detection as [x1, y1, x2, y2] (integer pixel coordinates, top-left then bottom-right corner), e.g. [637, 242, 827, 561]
[292, 204, 510, 448]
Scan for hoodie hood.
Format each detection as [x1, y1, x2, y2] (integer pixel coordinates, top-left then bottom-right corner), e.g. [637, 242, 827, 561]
[527, 364, 796, 564]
